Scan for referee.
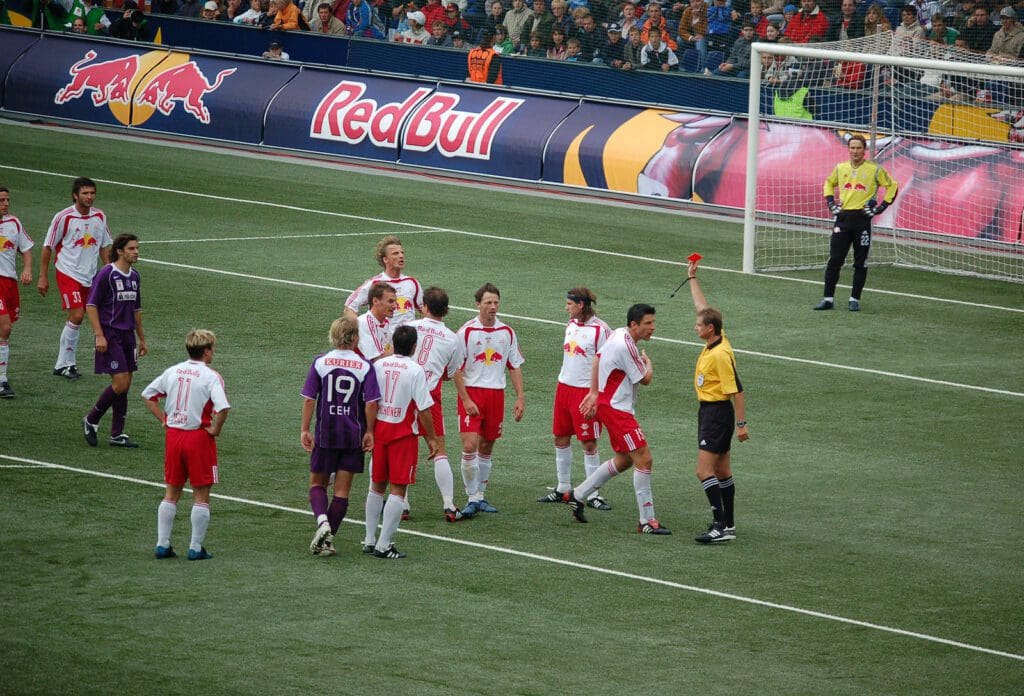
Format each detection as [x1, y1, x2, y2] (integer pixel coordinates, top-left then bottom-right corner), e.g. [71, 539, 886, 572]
[687, 258, 748, 544]
[815, 134, 898, 312]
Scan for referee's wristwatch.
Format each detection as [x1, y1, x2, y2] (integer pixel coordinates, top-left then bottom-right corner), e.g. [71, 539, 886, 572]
[736, 420, 747, 428]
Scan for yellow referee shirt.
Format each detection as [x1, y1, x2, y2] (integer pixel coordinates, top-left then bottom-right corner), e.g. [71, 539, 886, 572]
[695, 335, 742, 402]
[823, 160, 898, 211]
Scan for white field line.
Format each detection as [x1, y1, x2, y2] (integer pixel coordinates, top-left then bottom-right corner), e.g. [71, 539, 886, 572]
[142, 230, 441, 244]
[0, 163, 1020, 315]
[2, 453, 1021, 663]
[142, 258, 1024, 399]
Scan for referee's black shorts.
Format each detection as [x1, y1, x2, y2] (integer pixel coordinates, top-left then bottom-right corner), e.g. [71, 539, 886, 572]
[698, 400, 735, 454]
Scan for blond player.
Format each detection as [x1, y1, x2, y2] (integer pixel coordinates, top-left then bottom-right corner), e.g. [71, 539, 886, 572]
[344, 235, 423, 326]
[37, 177, 113, 380]
[0, 187, 34, 399]
[407, 287, 467, 522]
[539, 288, 613, 509]
[454, 283, 525, 518]
[142, 329, 231, 561]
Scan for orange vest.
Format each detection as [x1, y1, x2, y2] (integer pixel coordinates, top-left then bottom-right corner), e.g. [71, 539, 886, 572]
[467, 47, 502, 85]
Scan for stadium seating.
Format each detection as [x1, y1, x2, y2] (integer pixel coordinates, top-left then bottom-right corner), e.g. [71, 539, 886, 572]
[681, 48, 701, 74]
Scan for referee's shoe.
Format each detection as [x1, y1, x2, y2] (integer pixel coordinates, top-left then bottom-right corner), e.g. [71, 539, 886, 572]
[695, 523, 732, 544]
[813, 299, 834, 310]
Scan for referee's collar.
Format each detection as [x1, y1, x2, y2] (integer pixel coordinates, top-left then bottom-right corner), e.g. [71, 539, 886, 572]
[706, 336, 723, 350]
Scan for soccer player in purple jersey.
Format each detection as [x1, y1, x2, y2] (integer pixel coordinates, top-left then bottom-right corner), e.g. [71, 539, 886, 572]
[301, 316, 381, 556]
[82, 234, 147, 448]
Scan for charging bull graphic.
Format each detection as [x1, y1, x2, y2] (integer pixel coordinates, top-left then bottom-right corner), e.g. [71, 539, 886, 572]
[134, 63, 236, 124]
[55, 51, 140, 107]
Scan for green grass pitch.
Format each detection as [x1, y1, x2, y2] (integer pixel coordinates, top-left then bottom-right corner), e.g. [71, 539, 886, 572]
[1, 121, 1022, 694]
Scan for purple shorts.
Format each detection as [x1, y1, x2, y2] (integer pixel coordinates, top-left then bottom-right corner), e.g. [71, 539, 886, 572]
[310, 446, 365, 475]
[94, 328, 137, 375]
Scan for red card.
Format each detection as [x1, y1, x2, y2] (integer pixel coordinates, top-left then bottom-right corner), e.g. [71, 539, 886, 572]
[687, 253, 702, 262]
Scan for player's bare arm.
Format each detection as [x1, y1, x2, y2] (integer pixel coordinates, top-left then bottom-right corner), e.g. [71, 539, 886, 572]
[300, 397, 316, 452]
[579, 356, 600, 418]
[417, 409, 439, 458]
[510, 367, 525, 421]
[453, 369, 479, 416]
[687, 259, 710, 311]
[640, 349, 653, 385]
[99, 245, 112, 265]
[85, 304, 107, 352]
[37, 246, 52, 296]
[134, 310, 148, 358]
[205, 408, 230, 437]
[362, 401, 378, 452]
[19, 250, 32, 285]
[142, 396, 166, 426]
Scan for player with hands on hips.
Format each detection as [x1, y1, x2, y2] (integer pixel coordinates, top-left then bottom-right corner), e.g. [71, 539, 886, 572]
[0, 187, 34, 399]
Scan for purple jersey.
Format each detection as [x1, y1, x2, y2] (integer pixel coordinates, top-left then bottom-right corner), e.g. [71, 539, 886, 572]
[301, 349, 381, 449]
[86, 264, 140, 331]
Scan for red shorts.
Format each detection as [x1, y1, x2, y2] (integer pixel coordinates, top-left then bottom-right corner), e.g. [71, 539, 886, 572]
[458, 386, 504, 441]
[597, 403, 648, 454]
[164, 427, 219, 488]
[0, 277, 20, 322]
[552, 382, 601, 442]
[372, 435, 419, 485]
[56, 270, 88, 311]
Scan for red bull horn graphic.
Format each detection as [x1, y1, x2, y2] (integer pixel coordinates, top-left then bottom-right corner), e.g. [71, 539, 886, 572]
[473, 348, 504, 365]
[310, 80, 522, 160]
[53, 50, 234, 126]
[72, 234, 98, 248]
[1, 237, 16, 251]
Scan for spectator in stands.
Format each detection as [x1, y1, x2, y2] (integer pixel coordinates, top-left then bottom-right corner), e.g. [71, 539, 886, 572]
[505, 0, 535, 47]
[492, 23, 515, 50]
[622, 24, 645, 67]
[551, 0, 574, 34]
[69, 16, 88, 31]
[678, 0, 708, 62]
[527, 29, 548, 53]
[271, 0, 301, 28]
[905, 0, 936, 27]
[220, 0, 245, 20]
[528, 0, 555, 46]
[565, 35, 584, 58]
[110, 6, 153, 38]
[929, 11, 959, 42]
[426, 17, 453, 42]
[745, 0, 770, 37]
[390, 2, 414, 38]
[827, 0, 864, 39]
[69, 0, 110, 35]
[346, 0, 383, 35]
[618, 1, 641, 35]
[641, 24, 680, 68]
[596, 21, 628, 64]
[779, 4, 797, 33]
[764, 20, 781, 40]
[263, 39, 290, 57]
[313, 1, 344, 32]
[707, 0, 736, 51]
[468, 28, 504, 80]
[575, 10, 603, 59]
[234, 0, 264, 23]
[713, 21, 755, 75]
[484, 0, 506, 34]
[863, 2, 891, 34]
[400, 9, 430, 39]
[445, 3, 473, 35]
[644, 0, 678, 48]
[451, 28, 470, 47]
[591, 0, 611, 24]
[548, 24, 569, 55]
[421, 0, 447, 29]
[259, 0, 276, 26]
[961, 3, 996, 50]
[786, 0, 829, 42]
[463, 0, 487, 30]
[177, 0, 202, 17]
[200, 1, 220, 20]
[894, 4, 926, 44]
[988, 6, 1023, 58]
[152, 0, 180, 14]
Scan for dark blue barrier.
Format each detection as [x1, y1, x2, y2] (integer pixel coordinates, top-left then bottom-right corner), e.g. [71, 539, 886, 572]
[347, 38, 466, 81]
[0, 28, 39, 105]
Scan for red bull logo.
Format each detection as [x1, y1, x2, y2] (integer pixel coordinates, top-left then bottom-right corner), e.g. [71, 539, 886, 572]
[54, 50, 234, 126]
[843, 181, 868, 191]
[563, 340, 587, 356]
[0, 237, 15, 251]
[55, 51, 139, 107]
[473, 347, 504, 365]
[135, 63, 236, 125]
[72, 233, 98, 248]
[310, 81, 522, 160]
[395, 297, 412, 312]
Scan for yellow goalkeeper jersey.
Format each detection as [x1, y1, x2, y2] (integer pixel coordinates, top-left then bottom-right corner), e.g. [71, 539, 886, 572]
[823, 160, 898, 210]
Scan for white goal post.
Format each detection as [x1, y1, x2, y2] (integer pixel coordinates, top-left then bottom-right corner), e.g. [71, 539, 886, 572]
[743, 36, 1024, 283]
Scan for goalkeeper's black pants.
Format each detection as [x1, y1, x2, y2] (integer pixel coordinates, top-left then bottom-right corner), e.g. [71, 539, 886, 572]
[824, 213, 871, 300]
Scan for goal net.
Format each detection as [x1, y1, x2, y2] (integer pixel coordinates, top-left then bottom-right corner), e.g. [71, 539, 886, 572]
[743, 33, 1024, 283]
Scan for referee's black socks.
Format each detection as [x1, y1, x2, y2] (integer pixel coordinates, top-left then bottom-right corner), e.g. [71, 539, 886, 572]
[701, 476, 725, 526]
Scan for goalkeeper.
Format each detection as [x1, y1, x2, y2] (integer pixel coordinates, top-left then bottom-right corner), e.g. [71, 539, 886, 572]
[814, 135, 898, 312]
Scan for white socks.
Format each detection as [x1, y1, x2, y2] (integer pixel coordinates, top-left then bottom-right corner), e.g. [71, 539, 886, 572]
[189, 503, 210, 552]
[434, 455, 455, 510]
[363, 489, 385, 545]
[477, 455, 492, 498]
[157, 499, 177, 548]
[0, 341, 8, 381]
[583, 451, 601, 499]
[633, 468, 654, 524]
[376, 494, 404, 552]
[554, 445, 572, 492]
[55, 321, 80, 370]
[461, 452, 479, 500]
[576, 459, 618, 501]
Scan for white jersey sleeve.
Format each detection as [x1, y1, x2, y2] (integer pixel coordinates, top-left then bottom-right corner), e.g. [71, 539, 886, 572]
[598, 328, 647, 414]
[0, 215, 33, 280]
[358, 312, 392, 362]
[557, 316, 612, 388]
[408, 317, 463, 391]
[457, 318, 524, 389]
[141, 360, 230, 430]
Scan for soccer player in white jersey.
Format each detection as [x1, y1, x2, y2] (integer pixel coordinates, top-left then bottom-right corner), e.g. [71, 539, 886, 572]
[344, 235, 423, 326]
[357, 282, 397, 362]
[361, 326, 437, 559]
[569, 303, 670, 535]
[0, 187, 34, 399]
[407, 287, 467, 522]
[301, 316, 380, 557]
[141, 329, 231, 561]
[454, 283, 525, 518]
[37, 177, 113, 380]
[539, 288, 613, 509]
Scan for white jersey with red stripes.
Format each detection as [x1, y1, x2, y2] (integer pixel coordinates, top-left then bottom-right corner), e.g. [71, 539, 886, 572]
[407, 317, 464, 391]
[0, 215, 33, 279]
[358, 311, 392, 362]
[457, 317, 524, 389]
[141, 359, 230, 431]
[597, 328, 647, 414]
[345, 273, 423, 326]
[373, 354, 434, 443]
[557, 316, 612, 388]
[43, 204, 112, 286]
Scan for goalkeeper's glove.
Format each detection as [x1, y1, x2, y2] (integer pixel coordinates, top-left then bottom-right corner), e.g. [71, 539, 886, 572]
[829, 203, 842, 216]
[863, 199, 878, 217]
